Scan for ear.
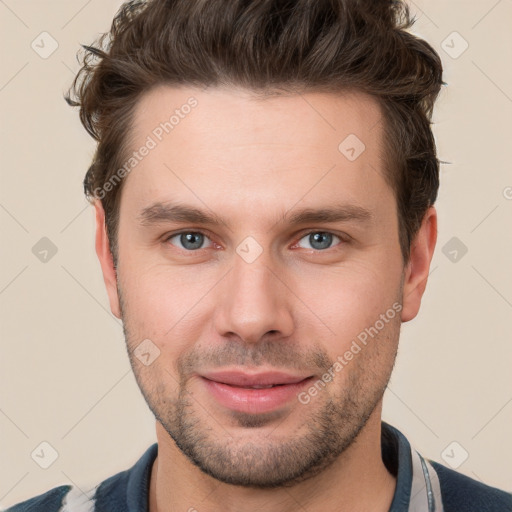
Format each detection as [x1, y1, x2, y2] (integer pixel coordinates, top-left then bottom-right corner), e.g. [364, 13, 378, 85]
[94, 201, 121, 319]
[401, 206, 437, 323]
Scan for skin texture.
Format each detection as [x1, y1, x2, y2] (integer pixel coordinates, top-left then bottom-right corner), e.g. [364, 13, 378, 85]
[94, 85, 437, 512]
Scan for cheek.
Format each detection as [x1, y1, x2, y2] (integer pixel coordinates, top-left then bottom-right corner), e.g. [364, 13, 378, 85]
[293, 261, 399, 339]
[119, 265, 212, 360]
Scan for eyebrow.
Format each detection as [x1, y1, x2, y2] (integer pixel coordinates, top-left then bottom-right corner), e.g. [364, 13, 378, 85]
[137, 201, 374, 229]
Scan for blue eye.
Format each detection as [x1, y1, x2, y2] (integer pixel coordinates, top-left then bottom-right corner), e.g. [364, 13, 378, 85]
[297, 232, 342, 250]
[167, 232, 212, 251]
[164, 230, 345, 253]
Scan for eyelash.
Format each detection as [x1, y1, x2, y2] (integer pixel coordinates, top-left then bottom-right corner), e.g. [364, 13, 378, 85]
[163, 229, 349, 252]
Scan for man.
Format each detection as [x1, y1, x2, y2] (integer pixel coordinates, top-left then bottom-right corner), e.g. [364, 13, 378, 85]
[6, 0, 511, 511]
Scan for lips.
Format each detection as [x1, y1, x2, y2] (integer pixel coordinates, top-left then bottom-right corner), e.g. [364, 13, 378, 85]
[200, 371, 315, 414]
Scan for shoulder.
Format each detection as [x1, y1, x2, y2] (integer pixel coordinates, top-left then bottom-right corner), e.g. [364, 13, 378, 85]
[4, 479, 110, 512]
[3, 443, 157, 512]
[430, 460, 512, 512]
[4, 485, 73, 512]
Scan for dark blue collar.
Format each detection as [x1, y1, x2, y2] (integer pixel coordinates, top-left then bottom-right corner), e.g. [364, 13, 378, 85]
[382, 421, 414, 511]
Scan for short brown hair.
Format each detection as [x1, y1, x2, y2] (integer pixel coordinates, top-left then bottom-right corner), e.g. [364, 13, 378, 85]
[65, 0, 444, 265]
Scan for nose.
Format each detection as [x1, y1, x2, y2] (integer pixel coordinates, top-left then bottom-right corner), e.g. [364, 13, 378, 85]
[213, 251, 294, 344]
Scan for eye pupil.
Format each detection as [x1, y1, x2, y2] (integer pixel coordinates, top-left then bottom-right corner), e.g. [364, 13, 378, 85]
[309, 232, 332, 250]
[181, 232, 204, 250]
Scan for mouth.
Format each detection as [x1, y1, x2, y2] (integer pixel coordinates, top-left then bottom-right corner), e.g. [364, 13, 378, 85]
[219, 383, 287, 389]
[199, 370, 315, 414]
[200, 370, 313, 387]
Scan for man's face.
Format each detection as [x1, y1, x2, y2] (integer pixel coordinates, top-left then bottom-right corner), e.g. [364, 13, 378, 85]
[110, 85, 407, 487]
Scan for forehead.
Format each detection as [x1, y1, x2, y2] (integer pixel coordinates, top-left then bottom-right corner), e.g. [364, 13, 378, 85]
[131, 84, 384, 150]
[120, 85, 391, 224]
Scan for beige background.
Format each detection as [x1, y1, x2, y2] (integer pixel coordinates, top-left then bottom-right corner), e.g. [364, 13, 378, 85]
[1, 0, 511, 508]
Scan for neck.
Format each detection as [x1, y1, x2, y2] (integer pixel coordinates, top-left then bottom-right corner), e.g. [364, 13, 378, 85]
[149, 409, 396, 512]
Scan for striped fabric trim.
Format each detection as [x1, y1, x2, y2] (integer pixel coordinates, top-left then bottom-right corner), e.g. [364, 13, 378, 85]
[59, 484, 98, 512]
[410, 449, 444, 512]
